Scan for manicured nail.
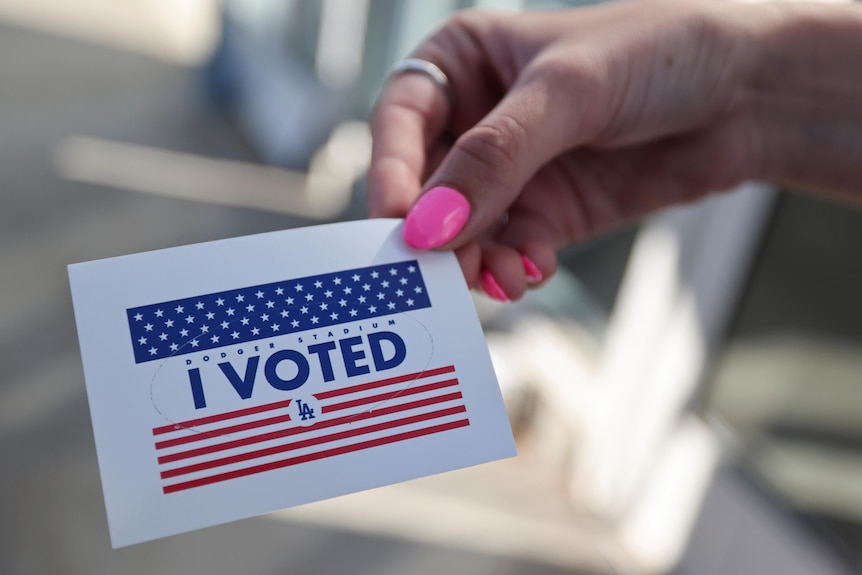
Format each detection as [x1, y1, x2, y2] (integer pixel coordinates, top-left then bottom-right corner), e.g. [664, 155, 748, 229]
[480, 269, 509, 302]
[522, 255, 543, 283]
[403, 186, 470, 249]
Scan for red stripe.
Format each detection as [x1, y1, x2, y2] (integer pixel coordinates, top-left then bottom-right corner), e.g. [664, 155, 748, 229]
[155, 412, 293, 450]
[314, 365, 455, 400]
[158, 391, 463, 464]
[323, 378, 458, 413]
[152, 399, 293, 436]
[161, 405, 467, 479]
[155, 375, 458, 450]
[162, 418, 470, 494]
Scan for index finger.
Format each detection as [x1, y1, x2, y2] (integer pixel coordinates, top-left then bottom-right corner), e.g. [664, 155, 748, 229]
[367, 71, 450, 218]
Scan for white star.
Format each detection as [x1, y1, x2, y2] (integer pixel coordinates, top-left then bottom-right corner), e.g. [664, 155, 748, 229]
[320, 303, 328, 311]
[165, 319, 175, 327]
[381, 280, 390, 288]
[211, 335, 220, 343]
[133, 313, 143, 321]
[179, 329, 189, 337]
[362, 283, 371, 291]
[305, 293, 314, 301]
[144, 323, 154, 331]
[200, 325, 209, 333]
[195, 301, 205, 310]
[231, 331, 240, 339]
[220, 321, 229, 329]
[185, 315, 195, 324]
[330, 312, 338, 320]
[301, 306, 309, 314]
[215, 298, 225, 306]
[349, 309, 358, 317]
[206, 311, 215, 320]
[226, 308, 235, 316]
[255, 290, 264, 299]
[333, 277, 342, 285]
[170, 343, 179, 352]
[387, 302, 396, 310]
[159, 332, 168, 341]
[190, 338, 199, 348]
[286, 297, 294, 305]
[291, 319, 300, 328]
[408, 265, 416, 273]
[406, 299, 415, 306]
[339, 299, 347, 307]
[271, 323, 280, 332]
[149, 347, 158, 355]
[358, 296, 366, 304]
[390, 268, 398, 276]
[137, 336, 147, 345]
[260, 313, 269, 322]
[175, 305, 184, 313]
[154, 309, 164, 317]
[344, 287, 352, 295]
[371, 271, 379, 279]
[400, 277, 408, 285]
[266, 300, 274, 309]
[275, 287, 284, 295]
[352, 274, 360, 282]
[295, 284, 303, 292]
[311, 316, 319, 324]
[246, 304, 255, 312]
[396, 289, 404, 297]
[368, 305, 377, 313]
[251, 327, 260, 336]
[236, 294, 245, 302]
[314, 280, 323, 289]
[324, 290, 333, 298]
[377, 292, 386, 300]
[414, 286, 423, 293]
[241, 317, 250, 325]
[280, 310, 289, 318]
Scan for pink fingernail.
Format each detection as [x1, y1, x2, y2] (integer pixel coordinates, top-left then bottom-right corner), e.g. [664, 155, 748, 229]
[522, 255, 543, 283]
[480, 270, 509, 302]
[403, 186, 470, 249]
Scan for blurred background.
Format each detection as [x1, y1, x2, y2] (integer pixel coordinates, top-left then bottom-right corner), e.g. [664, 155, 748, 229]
[1, 0, 861, 573]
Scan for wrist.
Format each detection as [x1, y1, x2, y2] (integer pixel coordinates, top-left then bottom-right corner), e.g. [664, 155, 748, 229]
[745, 1, 862, 197]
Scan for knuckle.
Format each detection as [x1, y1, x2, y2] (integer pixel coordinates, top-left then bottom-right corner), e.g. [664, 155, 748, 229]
[455, 117, 526, 175]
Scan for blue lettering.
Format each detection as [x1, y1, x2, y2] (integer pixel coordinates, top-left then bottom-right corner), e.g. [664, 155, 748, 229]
[188, 368, 207, 409]
[368, 331, 406, 372]
[308, 341, 337, 382]
[218, 356, 260, 399]
[265, 349, 310, 391]
[339, 336, 370, 378]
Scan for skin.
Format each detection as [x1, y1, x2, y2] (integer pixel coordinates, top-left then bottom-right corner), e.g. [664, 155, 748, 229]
[367, 0, 862, 299]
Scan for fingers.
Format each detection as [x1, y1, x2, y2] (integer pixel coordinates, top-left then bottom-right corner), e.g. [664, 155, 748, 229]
[367, 73, 450, 218]
[477, 212, 559, 301]
[369, 10, 511, 219]
[402, 75, 574, 251]
[461, 239, 557, 302]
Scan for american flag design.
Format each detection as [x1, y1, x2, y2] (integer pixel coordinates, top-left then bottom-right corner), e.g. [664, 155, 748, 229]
[153, 365, 469, 494]
[127, 260, 431, 364]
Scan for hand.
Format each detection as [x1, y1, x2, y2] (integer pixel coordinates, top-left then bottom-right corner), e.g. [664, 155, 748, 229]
[367, 0, 862, 300]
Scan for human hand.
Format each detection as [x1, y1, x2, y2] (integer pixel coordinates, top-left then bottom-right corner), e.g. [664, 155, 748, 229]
[368, 0, 860, 301]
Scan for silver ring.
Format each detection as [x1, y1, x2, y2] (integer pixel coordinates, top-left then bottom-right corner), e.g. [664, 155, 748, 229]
[387, 58, 454, 107]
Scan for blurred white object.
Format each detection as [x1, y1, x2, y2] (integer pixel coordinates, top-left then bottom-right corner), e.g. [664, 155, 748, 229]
[54, 122, 370, 219]
[0, 0, 220, 65]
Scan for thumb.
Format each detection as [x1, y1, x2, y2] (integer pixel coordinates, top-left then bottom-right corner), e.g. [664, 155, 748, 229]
[402, 78, 574, 250]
